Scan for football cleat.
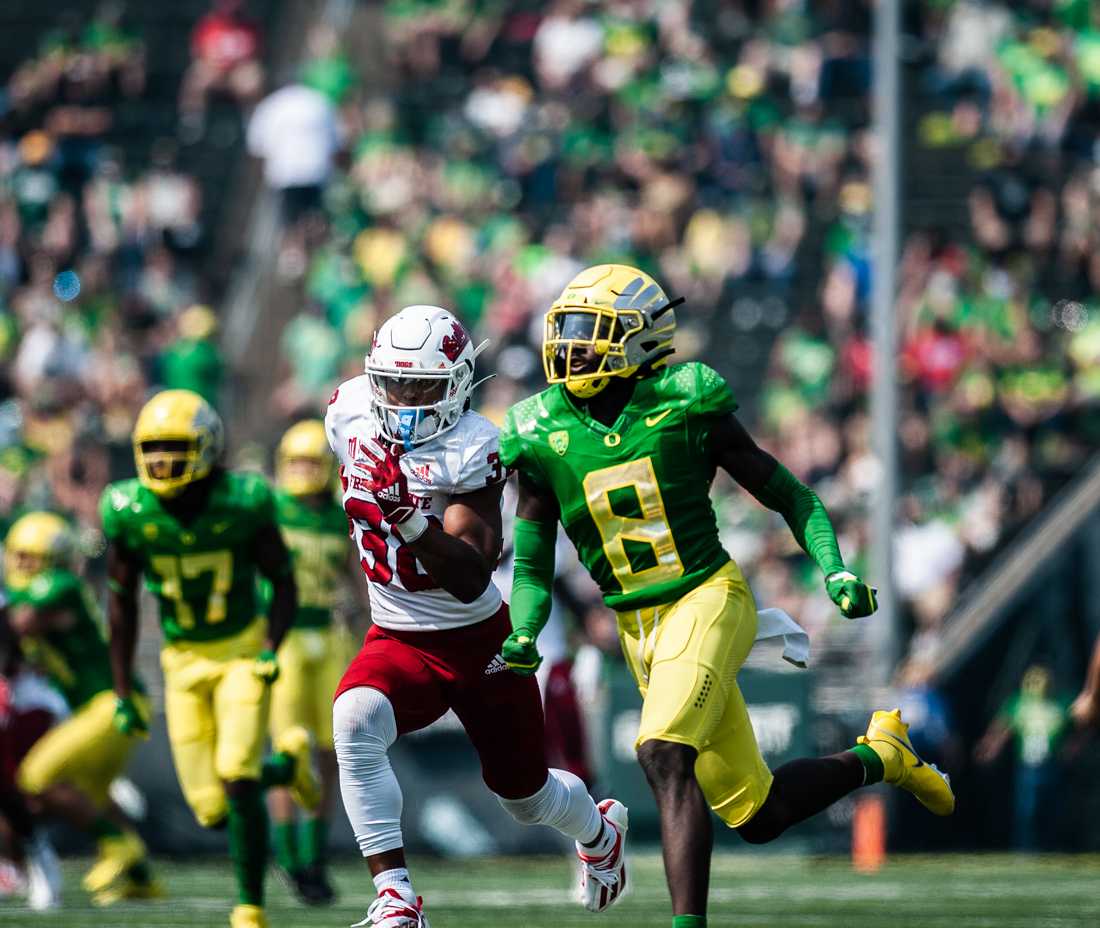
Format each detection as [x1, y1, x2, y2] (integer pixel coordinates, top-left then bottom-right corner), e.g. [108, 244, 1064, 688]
[230, 903, 267, 928]
[25, 833, 62, 911]
[576, 798, 629, 912]
[352, 888, 430, 927]
[858, 708, 955, 816]
[82, 830, 148, 894]
[275, 725, 322, 812]
[93, 875, 166, 906]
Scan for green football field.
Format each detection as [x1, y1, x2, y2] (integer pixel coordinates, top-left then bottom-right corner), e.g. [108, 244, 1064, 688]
[1, 853, 1097, 927]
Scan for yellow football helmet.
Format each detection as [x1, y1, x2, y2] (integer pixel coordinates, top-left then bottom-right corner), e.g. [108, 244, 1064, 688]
[543, 264, 681, 398]
[276, 419, 333, 497]
[132, 390, 224, 498]
[4, 511, 73, 590]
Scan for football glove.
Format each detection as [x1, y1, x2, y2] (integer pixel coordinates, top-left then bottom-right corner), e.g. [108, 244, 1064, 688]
[825, 571, 878, 619]
[501, 631, 543, 676]
[361, 439, 429, 542]
[113, 695, 149, 738]
[252, 649, 280, 684]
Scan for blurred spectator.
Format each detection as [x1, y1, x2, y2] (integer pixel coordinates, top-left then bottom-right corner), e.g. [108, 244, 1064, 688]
[974, 665, 1070, 850]
[247, 79, 341, 276]
[157, 304, 224, 408]
[179, 0, 264, 141]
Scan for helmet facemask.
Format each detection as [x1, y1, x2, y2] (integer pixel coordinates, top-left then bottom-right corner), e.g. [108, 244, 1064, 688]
[135, 438, 211, 498]
[543, 265, 683, 398]
[366, 364, 472, 449]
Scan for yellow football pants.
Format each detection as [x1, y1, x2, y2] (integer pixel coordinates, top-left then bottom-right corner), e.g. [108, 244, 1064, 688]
[269, 626, 349, 751]
[160, 619, 270, 827]
[618, 561, 774, 828]
[17, 689, 144, 807]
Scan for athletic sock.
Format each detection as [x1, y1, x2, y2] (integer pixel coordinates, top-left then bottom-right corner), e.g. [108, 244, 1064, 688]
[373, 866, 416, 904]
[850, 744, 885, 786]
[227, 784, 268, 906]
[273, 820, 298, 873]
[261, 753, 295, 789]
[580, 818, 616, 858]
[672, 916, 706, 928]
[301, 817, 326, 868]
[91, 818, 123, 840]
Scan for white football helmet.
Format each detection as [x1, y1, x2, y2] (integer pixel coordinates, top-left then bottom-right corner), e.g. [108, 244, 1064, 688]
[365, 305, 488, 448]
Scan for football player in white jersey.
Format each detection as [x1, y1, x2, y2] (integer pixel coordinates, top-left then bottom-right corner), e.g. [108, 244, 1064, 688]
[326, 305, 628, 928]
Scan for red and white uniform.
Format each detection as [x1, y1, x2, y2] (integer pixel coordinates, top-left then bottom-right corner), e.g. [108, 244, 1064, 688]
[325, 375, 506, 632]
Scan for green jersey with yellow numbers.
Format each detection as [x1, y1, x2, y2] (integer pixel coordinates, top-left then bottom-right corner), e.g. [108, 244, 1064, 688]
[259, 489, 348, 629]
[8, 568, 140, 709]
[100, 471, 284, 644]
[500, 362, 736, 611]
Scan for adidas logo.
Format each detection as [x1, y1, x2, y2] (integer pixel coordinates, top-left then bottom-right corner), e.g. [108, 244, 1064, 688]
[484, 654, 509, 675]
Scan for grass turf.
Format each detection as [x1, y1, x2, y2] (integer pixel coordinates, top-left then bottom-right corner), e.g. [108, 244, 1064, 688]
[1, 853, 1097, 927]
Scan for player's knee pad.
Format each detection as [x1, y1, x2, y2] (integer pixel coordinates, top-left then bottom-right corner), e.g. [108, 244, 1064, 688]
[497, 768, 600, 843]
[333, 686, 397, 766]
[332, 687, 403, 857]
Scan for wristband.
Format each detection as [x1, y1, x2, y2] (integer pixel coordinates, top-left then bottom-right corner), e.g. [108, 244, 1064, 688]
[395, 508, 430, 544]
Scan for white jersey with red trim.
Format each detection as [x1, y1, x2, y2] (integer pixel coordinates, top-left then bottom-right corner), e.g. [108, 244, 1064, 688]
[325, 375, 506, 631]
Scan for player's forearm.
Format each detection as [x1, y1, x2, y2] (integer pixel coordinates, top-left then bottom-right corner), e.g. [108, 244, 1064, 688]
[266, 575, 297, 652]
[405, 526, 493, 604]
[107, 586, 138, 698]
[509, 517, 556, 639]
[751, 463, 845, 577]
[1082, 637, 1100, 706]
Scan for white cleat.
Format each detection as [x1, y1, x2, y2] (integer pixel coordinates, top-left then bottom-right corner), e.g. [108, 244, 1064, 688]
[26, 833, 62, 911]
[576, 798, 629, 913]
[351, 888, 430, 928]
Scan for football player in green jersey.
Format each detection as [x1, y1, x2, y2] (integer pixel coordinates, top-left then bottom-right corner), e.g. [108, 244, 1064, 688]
[6, 511, 160, 905]
[263, 419, 351, 905]
[500, 265, 955, 928]
[101, 389, 320, 928]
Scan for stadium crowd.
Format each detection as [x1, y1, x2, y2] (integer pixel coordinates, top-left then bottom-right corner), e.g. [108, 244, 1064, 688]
[264, 0, 1100, 678]
[0, 0, 1097, 688]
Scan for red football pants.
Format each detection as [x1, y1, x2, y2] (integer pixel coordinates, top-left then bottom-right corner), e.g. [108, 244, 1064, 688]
[335, 605, 548, 800]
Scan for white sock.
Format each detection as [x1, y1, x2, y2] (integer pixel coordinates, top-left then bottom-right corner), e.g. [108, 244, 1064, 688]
[333, 687, 405, 857]
[581, 817, 616, 858]
[497, 768, 604, 845]
[373, 867, 416, 903]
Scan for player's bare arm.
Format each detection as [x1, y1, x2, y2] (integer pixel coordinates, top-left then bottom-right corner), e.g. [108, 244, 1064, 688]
[404, 481, 504, 604]
[105, 539, 141, 701]
[710, 413, 877, 619]
[104, 538, 148, 736]
[7, 603, 75, 637]
[1071, 633, 1100, 728]
[253, 522, 297, 654]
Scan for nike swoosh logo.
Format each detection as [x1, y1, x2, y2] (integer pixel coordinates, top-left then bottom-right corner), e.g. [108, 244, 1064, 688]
[645, 409, 673, 427]
[876, 729, 923, 767]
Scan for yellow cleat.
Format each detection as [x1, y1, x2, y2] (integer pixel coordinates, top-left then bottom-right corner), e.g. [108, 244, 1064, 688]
[275, 725, 321, 812]
[858, 708, 955, 816]
[93, 876, 166, 906]
[230, 903, 268, 928]
[82, 831, 147, 894]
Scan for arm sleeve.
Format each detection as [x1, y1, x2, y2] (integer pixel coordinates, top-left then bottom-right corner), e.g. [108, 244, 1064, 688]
[509, 517, 557, 640]
[751, 463, 845, 577]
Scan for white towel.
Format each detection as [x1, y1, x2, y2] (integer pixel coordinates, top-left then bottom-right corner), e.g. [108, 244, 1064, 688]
[753, 607, 810, 669]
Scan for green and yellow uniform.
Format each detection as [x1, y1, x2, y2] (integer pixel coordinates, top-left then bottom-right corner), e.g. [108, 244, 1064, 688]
[264, 489, 349, 750]
[501, 362, 773, 827]
[100, 471, 285, 826]
[14, 569, 147, 807]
